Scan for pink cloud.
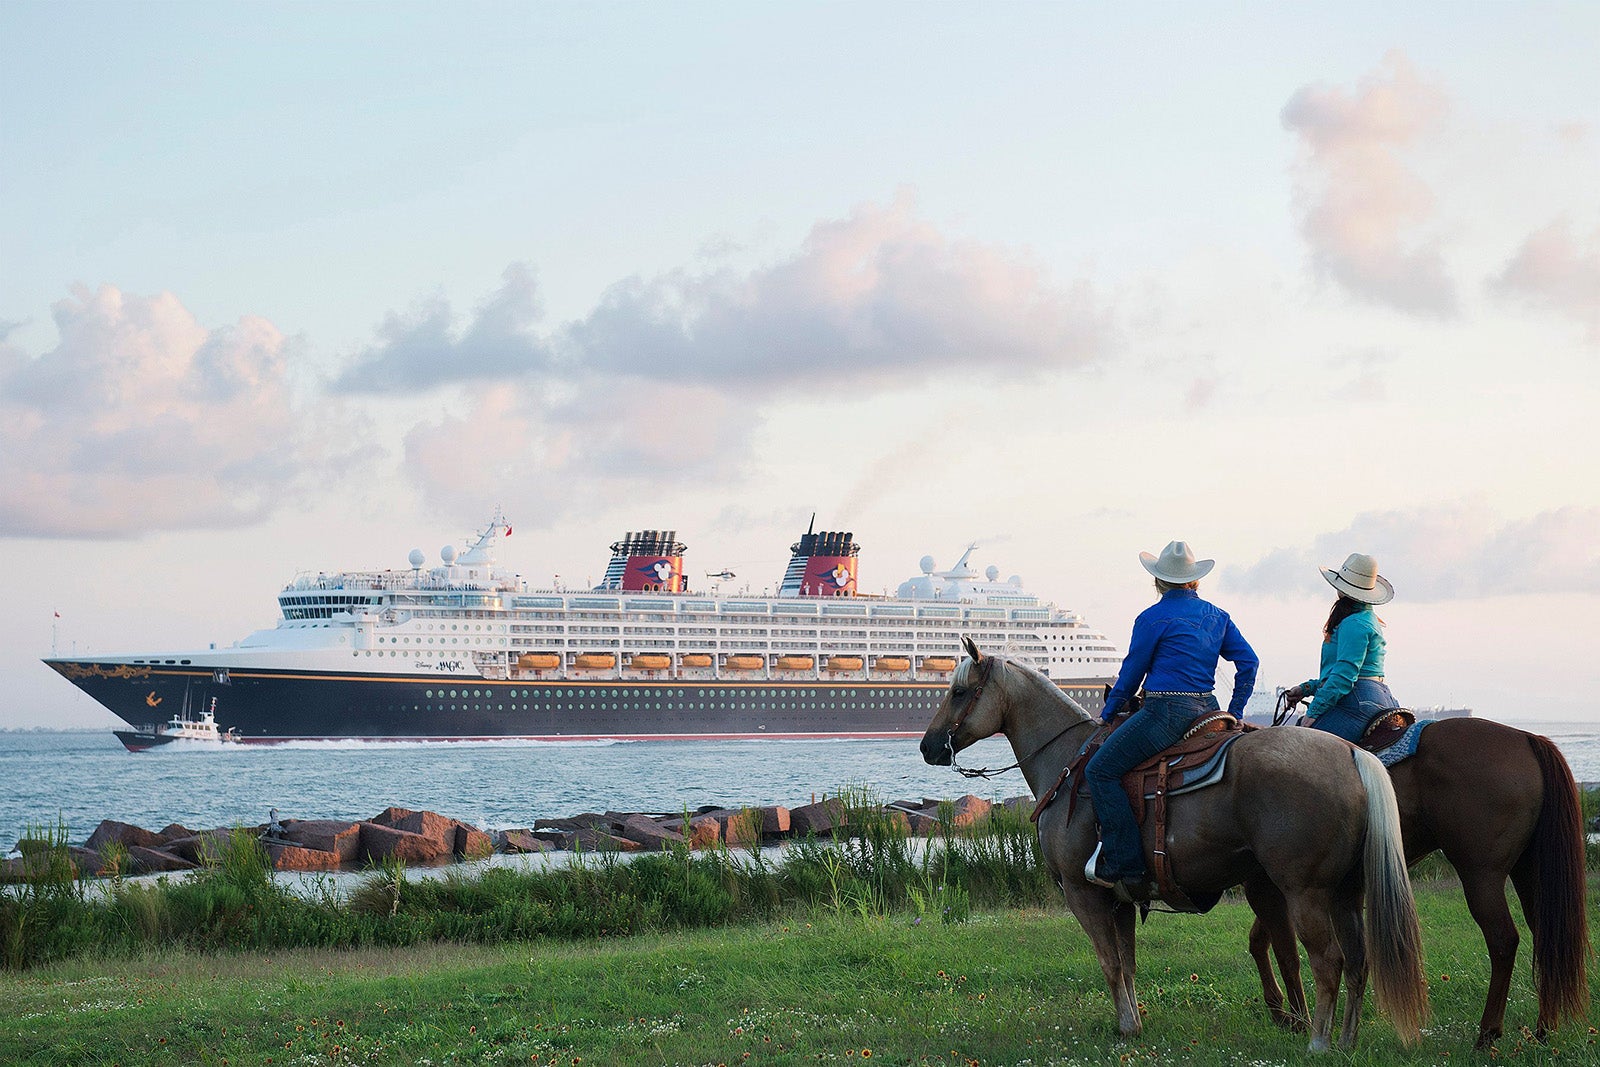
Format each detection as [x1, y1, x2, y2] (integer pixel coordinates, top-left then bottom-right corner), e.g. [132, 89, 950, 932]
[0, 285, 333, 538]
[1489, 217, 1600, 341]
[1281, 52, 1457, 315]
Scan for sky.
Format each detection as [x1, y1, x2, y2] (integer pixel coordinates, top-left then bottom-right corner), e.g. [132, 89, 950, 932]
[1, 2, 1596, 729]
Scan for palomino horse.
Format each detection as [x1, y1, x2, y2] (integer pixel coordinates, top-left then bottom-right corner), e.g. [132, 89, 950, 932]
[919, 642, 1430, 1052]
[1245, 717, 1589, 1048]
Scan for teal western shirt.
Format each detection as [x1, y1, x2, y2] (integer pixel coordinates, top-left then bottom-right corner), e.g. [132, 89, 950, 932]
[1301, 607, 1386, 718]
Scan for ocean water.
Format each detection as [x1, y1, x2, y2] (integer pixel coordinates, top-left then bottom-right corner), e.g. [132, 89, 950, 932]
[3, 722, 1597, 853]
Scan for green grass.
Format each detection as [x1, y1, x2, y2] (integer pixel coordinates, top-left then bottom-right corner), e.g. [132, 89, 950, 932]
[2, 880, 1595, 1066]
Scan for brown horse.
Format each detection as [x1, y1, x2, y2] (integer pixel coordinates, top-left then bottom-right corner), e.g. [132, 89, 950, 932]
[1245, 717, 1590, 1048]
[920, 642, 1430, 1052]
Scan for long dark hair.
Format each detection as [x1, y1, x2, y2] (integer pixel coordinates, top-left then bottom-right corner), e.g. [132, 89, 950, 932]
[1323, 594, 1367, 642]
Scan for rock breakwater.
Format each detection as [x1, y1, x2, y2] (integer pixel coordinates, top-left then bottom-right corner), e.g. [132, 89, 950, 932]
[2, 794, 1025, 880]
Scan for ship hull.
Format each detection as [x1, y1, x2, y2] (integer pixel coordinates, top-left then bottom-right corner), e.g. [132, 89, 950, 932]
[48, 660, 1111, 742]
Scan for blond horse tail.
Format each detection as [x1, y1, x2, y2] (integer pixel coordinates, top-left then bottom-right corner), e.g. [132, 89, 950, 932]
[1354, 746, 1430, 1045]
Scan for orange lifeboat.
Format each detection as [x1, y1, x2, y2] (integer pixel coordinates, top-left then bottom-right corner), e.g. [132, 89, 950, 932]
[921, 656, 957, 672]
[825, 655, 864, 672]
[874, 656, 911, 672]
[680, 653, 713, 669]
[573, 653, 618, 670]
[775, 655, 815, 671]
[517, 653, 560, 671]
[627, 654, 672, 670]
[724, 654, 765, 671]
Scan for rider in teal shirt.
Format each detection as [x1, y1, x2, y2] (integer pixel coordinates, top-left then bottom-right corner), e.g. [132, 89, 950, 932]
[1284, 553, 1399, 743]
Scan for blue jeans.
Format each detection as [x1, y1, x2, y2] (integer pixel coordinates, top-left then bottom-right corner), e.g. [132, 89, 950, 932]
[1308, 679, 1398, 743]
[1085, 693, 1218, 880]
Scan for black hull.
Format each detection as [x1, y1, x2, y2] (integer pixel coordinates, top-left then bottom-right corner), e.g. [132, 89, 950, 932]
[49, 661, 1111, 741]
[112, 729, 177, 752]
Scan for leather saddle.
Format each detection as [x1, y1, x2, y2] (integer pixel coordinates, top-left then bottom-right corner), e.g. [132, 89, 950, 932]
[1357, 709, 1415, 754]
[1033, 694, 1251, 913]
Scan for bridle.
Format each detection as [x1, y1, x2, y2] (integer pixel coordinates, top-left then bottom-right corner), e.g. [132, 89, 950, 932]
[943, 655, 1082, 780]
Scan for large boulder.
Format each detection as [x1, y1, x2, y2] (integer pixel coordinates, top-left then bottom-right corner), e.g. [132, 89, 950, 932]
[84, 820, 161, 854]
[369, 808, 458, 850]
[283, 819, 363, 862]
[685, 816, 721, 849]
[454, 824, 494, 860]
[949, 795, 993, 828]
[163, 829, 255, 865]
[533, 813, 617, 833]
[617, 815, 686, 851]
[264, 842, 344, 872]
[127, 846, 198, 874]
[358, 822, 449, 865]
[790, 798, 847, 837]
[497, 830, 552, 854]
[570, 827, 641, 853]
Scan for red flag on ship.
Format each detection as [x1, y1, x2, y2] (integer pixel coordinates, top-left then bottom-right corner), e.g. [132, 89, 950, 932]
[54, 611, 60, 618]
[505, 526, 513, 537]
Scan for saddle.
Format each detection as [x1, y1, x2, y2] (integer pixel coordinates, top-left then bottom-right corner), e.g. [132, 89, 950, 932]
[1033, 696, 1251, 913]
[1357, 709, 1414, 754]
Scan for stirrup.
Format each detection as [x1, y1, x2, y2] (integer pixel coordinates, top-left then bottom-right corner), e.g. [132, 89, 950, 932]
[1084, 841, 1116, 889]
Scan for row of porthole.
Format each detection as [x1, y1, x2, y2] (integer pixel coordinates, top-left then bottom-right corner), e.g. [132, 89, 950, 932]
[420, 701, 914, 713]
[420, 687, 919, 699]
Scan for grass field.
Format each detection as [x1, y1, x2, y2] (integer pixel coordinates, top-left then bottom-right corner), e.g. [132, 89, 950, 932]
[2, 875, 1594, 1066]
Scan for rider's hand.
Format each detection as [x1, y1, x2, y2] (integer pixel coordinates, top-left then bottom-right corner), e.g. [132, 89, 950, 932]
[1282, 684, 1306, 709]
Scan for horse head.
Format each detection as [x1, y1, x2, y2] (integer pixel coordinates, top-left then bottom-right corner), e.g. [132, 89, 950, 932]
[919, 636, 1007, 765]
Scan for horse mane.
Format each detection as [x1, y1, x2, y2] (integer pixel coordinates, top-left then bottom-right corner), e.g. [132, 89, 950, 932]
[954, 651, 1093, 723]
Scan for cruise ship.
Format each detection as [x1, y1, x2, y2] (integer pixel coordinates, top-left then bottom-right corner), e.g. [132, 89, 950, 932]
[44, 513, 1122, 742]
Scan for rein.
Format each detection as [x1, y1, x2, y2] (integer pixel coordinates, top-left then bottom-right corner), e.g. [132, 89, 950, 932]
[944, 656, 1085, 779]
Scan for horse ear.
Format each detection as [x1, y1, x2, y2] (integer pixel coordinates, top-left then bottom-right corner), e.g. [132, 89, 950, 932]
[962, 635, 982, 662]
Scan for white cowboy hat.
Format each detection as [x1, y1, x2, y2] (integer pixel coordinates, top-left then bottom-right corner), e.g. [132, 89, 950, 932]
[1320, 552, 1394, 605]
[1139, 541, 1214, 583]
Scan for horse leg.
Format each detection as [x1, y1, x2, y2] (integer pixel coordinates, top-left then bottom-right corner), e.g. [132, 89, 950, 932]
[1066, 890, 1142, 1037]
[1330, 882, 1368, 1050]
[1287, 889, 1344, 1053]
[1508, 853, 1543, 1041]
[1244, 875, 1306, 1031]
[1456, 861, 1520, 1049]
[1115, 899, 1139, 1027]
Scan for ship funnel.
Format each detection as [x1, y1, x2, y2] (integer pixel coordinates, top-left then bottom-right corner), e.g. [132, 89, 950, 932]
[778, 525, 860, 598]
[595, 529, 688, 592]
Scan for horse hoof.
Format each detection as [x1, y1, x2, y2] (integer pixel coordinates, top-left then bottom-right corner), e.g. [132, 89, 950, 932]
[1474, 1029, 1500, 1051]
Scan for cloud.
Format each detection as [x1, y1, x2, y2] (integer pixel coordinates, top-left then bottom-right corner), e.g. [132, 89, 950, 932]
[1489, 217, 1600, 341]
[1281, 52, 1457, 316]
[378, 195, 1113, 521]
[400, 379, 759, 519]
[568, 194, 1112, 389]
[333, 263, 557, 394]
[1226, 503, 1600, 601]
[0, 284, 336, 538]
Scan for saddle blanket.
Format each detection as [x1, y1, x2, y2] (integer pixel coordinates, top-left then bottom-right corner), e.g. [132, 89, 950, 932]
[1373, 719, 1433, 768]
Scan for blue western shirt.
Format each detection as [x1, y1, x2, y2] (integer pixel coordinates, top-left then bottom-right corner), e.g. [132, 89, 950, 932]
[1103, 588, 1259, 720]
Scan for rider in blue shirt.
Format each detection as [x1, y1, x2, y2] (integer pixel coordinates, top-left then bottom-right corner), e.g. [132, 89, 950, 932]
[1086, 541, 1259, 903]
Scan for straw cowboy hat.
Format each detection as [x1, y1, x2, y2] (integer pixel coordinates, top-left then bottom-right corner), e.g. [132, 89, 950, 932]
[1320, 552, 1394, 605]
[1139, 540, 1214, 583]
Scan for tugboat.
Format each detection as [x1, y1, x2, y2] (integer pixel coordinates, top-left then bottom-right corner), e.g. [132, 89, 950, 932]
[113, 695, 241, 752]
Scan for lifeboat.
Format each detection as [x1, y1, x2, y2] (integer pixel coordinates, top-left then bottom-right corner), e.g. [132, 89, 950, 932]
[517, 653, 561, 671]
[573, 653, 618, 670]
[825, 655, 864, 672]
[627, 654, 672, 670]
[921, 656, 957, 672]
[724, 654, 765, 671]
[680, 653, 713, 669]
[873, 656, 911, 672]
[775, 655, 815, 671]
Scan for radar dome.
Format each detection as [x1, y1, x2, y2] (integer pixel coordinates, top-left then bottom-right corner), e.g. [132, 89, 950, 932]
[985, 565, 1000, 581]
[919, 555, 936, 574]
[441, 545, 458, 564]
[1010, 574, 1023, 586]
[408, 548, 426, 568]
